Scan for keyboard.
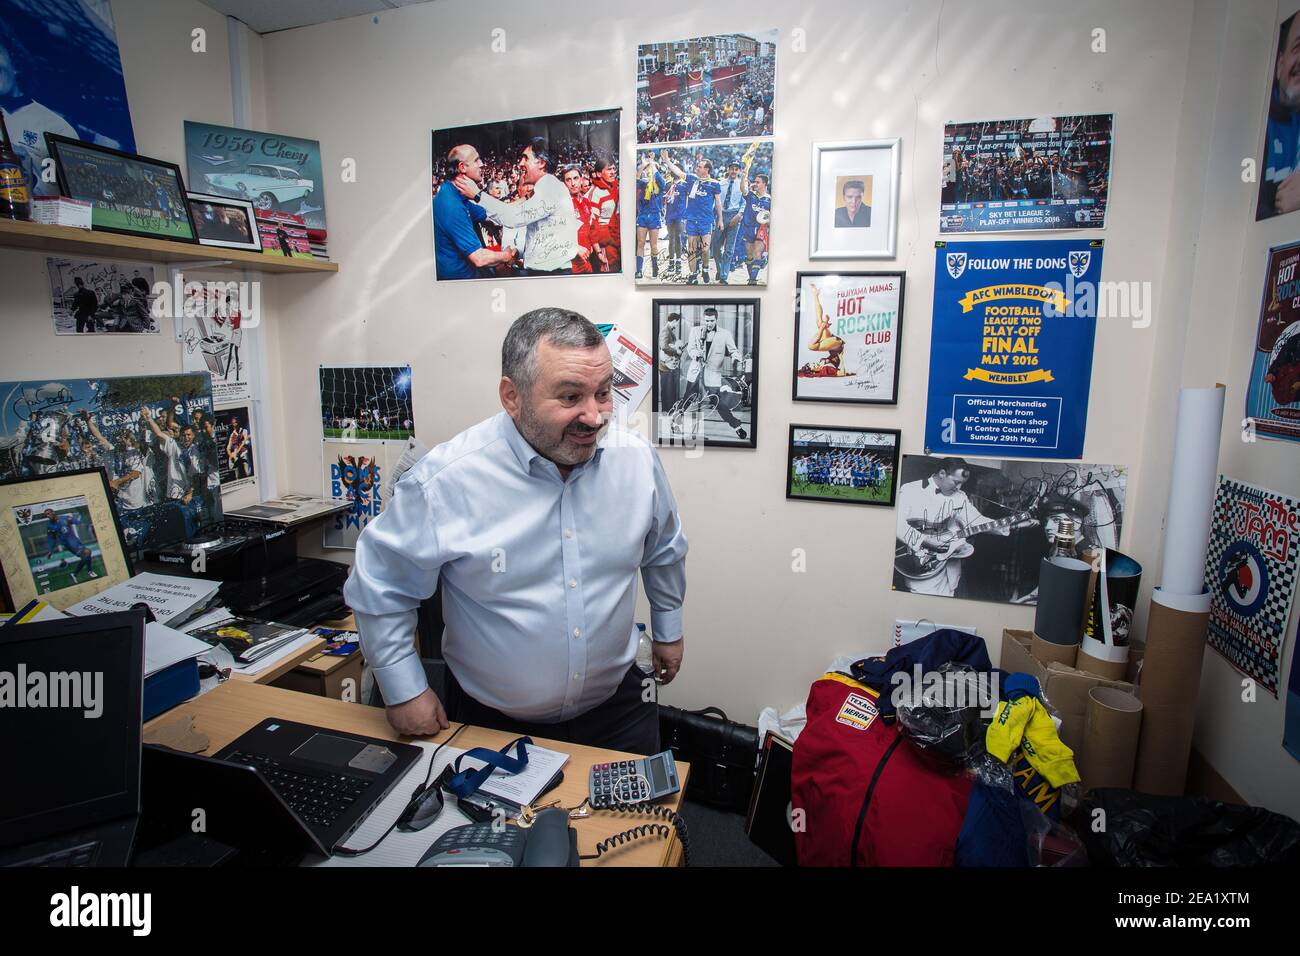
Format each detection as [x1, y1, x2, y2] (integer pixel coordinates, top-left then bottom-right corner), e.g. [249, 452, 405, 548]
[223, 751, 373, 830]
[8, 840, 101, 867]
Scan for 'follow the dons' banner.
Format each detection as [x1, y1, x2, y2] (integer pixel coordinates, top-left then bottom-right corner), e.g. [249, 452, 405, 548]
[925, 239, 1103, 459]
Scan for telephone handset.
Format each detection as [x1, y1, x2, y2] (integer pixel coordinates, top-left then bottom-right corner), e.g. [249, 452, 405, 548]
[417, 807, 578, 867]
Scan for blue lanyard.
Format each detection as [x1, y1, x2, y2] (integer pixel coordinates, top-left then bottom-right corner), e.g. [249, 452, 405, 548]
[444, 736, 532, 799]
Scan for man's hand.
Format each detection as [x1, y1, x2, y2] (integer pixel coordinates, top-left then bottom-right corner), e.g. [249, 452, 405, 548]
[452, 174, 479, 200]
[652, 637, 684, 684]
[386, 688, 450, 736]
[729, 212, 742, 227]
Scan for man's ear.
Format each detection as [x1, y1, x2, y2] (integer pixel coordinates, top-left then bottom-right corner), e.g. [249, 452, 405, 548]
[499, 376, 522, 417]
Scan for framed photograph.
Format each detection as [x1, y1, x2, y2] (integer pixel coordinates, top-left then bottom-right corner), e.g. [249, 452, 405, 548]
[809, 139, 899, 260]
[185, 192, 260, 251]
[787, 425, 901, 507]
[634, 141, 773, 286]
[319, 365, 415, 442]
[793, 271, 905, 404]
[0, 469, 134, 612]
[45, 133, 198, 242]
[652, 299, 758, 449]
[431, 109, 621, 280]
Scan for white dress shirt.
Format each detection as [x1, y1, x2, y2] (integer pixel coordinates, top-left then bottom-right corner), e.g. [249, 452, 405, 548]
[475, 174, 578, 272]
[344, 412, 688, 721]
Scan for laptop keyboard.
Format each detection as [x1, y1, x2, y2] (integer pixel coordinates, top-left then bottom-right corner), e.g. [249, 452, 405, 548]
[10, 840, 100, 867]
[224, 751, 373, 830]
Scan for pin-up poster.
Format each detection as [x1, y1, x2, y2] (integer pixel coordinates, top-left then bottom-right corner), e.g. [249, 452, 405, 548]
[322, 440, 386, 550]
[1245, 240, 1300, 442]
[925, 239, 1104, 459]
[1205, 477, 1300, 697]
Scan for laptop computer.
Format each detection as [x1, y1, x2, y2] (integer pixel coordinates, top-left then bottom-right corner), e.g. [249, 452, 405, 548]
[0, 610, 146, 867]
[143, 718, 421, 857]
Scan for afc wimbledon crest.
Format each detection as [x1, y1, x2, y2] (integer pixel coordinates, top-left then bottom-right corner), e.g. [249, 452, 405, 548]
[946, 252, 968, 279]
[1068, 250, 1092, 278]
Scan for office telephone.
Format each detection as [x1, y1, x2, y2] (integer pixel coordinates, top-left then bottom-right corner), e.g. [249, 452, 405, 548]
[417, 807, 578, 867]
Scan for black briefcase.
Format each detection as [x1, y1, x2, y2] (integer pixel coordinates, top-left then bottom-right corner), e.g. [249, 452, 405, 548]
[659, 705, 760, 813]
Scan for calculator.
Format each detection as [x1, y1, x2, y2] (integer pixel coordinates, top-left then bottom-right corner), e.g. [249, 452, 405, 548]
[587, 751, 680, 808]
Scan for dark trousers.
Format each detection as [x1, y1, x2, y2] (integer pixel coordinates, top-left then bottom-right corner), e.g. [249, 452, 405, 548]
[659, 367, 680, 411]
[75, 310, 94, 333]
[444, 662, 661, 756]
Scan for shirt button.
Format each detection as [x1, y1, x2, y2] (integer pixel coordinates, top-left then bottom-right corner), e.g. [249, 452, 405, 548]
[569, 579, 577, 588]
[573, 628, 581, 638]
[573, 674, 580, 681]
[564, 529, 573, 539]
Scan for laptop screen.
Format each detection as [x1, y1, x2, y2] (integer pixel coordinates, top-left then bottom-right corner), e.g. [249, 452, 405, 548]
[0, 611, 145, 848]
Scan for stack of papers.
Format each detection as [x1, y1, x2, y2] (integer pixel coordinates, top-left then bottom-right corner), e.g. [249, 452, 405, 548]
[65, 573, 220, 628]
[182, 607, 318, 676]
[144, 622, 212, 678]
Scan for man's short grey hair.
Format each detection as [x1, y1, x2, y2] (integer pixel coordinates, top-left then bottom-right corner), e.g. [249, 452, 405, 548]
[502, 308, 606, 392]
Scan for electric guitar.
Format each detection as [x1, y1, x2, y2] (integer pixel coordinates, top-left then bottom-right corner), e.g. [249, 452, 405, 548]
[894, 510, 1038, 582]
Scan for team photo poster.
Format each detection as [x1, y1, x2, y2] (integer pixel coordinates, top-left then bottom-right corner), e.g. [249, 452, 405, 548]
[431, 109, 621, 280]
[787, 425, 900, 507]
[925, 239, 1104, 459]
[892, 454, 1127, 605]
[940, 114, 1113, 234]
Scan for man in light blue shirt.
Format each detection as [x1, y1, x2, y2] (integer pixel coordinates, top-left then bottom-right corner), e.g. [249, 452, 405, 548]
[344, 308, 687, 754]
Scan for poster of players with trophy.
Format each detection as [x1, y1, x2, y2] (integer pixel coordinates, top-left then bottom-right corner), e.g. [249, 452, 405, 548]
[0, 373, 224, 554]
[786, 425, 900, 507]
[793, 272, 905, 404]
[633, 141, 772, 285]
[46, 257, 160, 335]
[892, 454, 1127, 604]
[214, 405, 255, 491]
[636, 31, 777, 143]
[1246, 240, 1300, 442]
[652, 300, 758, 449]
[431, 109, 621, 280]
[940, 114, 1113, 234]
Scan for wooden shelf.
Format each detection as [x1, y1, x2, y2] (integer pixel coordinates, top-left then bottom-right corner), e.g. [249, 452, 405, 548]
[0, 217, 338, 274]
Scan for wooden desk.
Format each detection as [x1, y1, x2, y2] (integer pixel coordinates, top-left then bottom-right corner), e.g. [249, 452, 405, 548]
[144, 682, 689, 867]
[230, 638, 325, 685]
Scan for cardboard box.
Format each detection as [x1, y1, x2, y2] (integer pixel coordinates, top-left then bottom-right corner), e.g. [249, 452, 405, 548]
[271, 649, 363, 701]
[1000, 629, 1135, 765]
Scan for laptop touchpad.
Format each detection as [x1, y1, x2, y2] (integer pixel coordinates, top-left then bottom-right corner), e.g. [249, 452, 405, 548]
[291, 733, 397, 774]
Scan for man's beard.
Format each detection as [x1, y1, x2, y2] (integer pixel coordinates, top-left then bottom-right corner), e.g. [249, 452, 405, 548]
[516, 397, 607, 468]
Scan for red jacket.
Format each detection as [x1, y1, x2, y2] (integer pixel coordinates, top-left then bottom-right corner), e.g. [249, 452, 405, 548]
[791, 672, 972, 866]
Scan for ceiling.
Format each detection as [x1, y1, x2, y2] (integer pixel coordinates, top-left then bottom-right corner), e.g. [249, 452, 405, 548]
[197, 0, 438, 35]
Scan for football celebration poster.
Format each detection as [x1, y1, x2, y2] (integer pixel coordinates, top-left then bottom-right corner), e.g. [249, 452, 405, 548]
[1205, 477, 1300, 697]
[939, 114, 1112, 234]
[1245, 241, 1300, 443]
[925, 239, 1104, 459]
[793, 272, 904, 403]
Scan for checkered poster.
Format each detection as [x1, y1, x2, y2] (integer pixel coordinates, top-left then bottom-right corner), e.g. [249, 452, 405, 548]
[1205, 477, 1300, 697]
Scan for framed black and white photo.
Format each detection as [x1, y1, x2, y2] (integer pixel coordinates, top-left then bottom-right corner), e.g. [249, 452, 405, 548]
[652, 299, 758, 449]
[46, 256, 160, 335]
[185, 192, 260, 251]
[793, 271, 904, 404]
[45, 133, 198, 243]
[809, 139, 900, 259]
[787, 425, 900, 507]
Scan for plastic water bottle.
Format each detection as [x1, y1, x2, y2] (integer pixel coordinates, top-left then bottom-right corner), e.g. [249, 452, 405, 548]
[636, 623, 654, 674]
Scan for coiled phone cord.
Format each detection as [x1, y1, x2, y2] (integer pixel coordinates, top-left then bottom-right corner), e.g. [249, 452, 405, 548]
[576, 800, 691, 865]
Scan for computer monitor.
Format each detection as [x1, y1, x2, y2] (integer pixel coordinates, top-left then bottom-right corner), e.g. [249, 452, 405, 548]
[0, 610, 145, 849]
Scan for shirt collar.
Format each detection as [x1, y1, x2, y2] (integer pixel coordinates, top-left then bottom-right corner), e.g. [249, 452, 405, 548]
[498, 412, 606, 478]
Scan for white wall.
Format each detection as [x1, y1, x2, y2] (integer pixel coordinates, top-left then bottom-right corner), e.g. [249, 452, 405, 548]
[255, 2, 1193, 718]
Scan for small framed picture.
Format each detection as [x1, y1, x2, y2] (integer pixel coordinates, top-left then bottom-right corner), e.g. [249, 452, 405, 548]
[45, 133, 198, 243]
[185, 192, 260, 250]
[809, 139, 900, 260]
[0, 469, 134, 612]
[793, 271, 905, 404]
[786, 424, 901, 507]
[652, 299, 759, 449]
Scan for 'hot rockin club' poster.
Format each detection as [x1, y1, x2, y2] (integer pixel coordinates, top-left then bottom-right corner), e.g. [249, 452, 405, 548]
[1205, 476, 1300, 697]
[1246, 240, 1300, 443]
[793, 272, 904, 404]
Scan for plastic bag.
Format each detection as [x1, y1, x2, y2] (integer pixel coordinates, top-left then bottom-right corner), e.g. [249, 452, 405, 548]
[1069, 788, 1300, 866]
[1021, 798, 1089, 866]
[896, 662, 988, 772]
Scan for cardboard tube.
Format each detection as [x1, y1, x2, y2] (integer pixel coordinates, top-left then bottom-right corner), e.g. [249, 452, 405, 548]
[1031, 632, 1078, 667]
[1077, 644, 1129, 680]
[1081, 687, 1142, 789]
[1133, 587, 1211, 795]
[1158, 386, 1225, 596]
[1034, 556, 1092, 646]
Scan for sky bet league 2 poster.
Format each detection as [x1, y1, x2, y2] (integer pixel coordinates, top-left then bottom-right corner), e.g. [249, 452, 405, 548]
[925, 239, 1104, 459]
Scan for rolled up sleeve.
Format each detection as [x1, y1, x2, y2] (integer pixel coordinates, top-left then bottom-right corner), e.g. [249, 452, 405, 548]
[640, 449, 687, 643]
[344, 474, 444, 705]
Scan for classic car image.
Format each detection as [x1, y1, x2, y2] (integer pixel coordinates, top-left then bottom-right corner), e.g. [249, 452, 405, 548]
[202, 163, 314, 211]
